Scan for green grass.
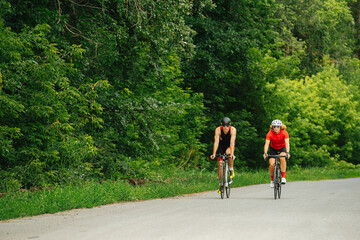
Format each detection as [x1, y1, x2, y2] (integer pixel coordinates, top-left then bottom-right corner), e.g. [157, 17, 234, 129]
[1, 167, 360, 221]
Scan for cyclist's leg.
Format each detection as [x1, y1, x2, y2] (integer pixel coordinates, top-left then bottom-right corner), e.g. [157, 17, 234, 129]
[225, 147, 236, 178]
[279, 151, 287, 173]
[279, 150, 287, 183]
[269, 146, 279, 181]
[269, 158, 275, 179]
[269, 157, 275, 187]
[225, 147, 233, 168]
[218, 159, 223, 182]
[217, 159, 224, 193]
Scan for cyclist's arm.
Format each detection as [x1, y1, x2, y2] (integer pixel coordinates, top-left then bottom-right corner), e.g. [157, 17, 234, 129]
[211, 127, 220, 157]
[230, 127, 236, 157]
[285, 138, 290, 156]
[264, 139, 270, 156]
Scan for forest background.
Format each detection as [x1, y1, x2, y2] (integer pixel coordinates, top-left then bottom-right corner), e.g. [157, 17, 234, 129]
[1, 0, 360, 192]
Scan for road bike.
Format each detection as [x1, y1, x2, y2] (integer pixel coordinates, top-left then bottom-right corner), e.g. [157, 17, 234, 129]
[266, 154, 288, 200]
[216, 153, 232, 199]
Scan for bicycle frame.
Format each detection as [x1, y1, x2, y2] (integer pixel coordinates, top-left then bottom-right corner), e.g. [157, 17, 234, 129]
[216, 153, 231, 199]
[266, 154, 288, 200]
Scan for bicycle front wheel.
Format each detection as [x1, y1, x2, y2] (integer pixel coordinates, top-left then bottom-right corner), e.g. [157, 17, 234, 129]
[277, 165, 281, 199]
[225, 164, 231, 198]
[274, 184, 278, 199]
[274, 166, 278, 200]
[278, 184, 281, 199]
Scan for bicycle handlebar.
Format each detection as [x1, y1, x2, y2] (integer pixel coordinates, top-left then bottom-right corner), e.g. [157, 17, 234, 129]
[266, 154, 288, 158]
[265, 154, 289, 160]
[215, 153, 231, 158]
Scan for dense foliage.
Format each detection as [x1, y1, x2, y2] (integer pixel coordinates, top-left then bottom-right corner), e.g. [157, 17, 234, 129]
[0, 0, 359, 192]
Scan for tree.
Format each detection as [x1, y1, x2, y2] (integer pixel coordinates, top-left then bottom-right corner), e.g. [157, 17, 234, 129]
[182, 0, 281, 168]
[1, 0, 210, 181]
[348, 0, 360, 57]
[275, 0, 355, 73]
[266, 60, 360, 166]
[0, 21, 106, 188]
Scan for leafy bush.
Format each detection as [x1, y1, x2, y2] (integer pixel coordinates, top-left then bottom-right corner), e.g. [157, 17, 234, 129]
[0, 22, 105, 188]
[266, 61, 360, 166]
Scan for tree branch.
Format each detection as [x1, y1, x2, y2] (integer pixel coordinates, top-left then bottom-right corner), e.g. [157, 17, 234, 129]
[67, 0, 103, 10]
[57, 0, 62, 24]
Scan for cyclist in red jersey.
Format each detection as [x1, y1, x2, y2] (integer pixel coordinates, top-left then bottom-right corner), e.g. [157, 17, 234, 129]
[210, 117, 237, 192]
[263, 119, 290, 188]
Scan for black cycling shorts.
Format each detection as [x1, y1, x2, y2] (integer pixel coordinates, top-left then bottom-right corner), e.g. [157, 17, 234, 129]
[269, 146, 286, 155]
[217, 145, 231, 162]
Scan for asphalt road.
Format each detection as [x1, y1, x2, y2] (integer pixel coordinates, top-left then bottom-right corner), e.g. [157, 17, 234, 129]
[1, 178, 360, 240]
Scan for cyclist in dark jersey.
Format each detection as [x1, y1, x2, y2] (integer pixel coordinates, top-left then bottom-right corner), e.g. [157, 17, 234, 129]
[210, 117, 237, 192]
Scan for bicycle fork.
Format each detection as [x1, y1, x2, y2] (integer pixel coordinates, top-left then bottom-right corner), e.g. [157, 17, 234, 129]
[219, 162, 228, 187]
[224, 162, 229, 187]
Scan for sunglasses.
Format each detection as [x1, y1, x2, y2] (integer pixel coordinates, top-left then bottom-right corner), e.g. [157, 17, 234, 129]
[273, 126, 280, 129]
[222, 124, 230, 127]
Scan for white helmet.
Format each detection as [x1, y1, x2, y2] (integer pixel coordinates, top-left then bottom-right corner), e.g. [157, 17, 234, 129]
[271, 119, 282, 127]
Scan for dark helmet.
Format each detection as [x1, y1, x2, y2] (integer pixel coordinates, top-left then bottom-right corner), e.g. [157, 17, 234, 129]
[221, 117, 231, 125]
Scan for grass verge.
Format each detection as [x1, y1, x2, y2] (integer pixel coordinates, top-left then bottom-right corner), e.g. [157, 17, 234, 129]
[1, 167, 360, 221]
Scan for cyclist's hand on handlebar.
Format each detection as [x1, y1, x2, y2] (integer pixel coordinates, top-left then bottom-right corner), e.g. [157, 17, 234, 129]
[230, 154, 236, 160]
[263, 153, 268, 160]
[286, 152, 290, 159]
[210, 155, 215, 159]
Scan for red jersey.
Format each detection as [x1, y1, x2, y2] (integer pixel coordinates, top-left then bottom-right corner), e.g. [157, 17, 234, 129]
[266, 129, 289, 150]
